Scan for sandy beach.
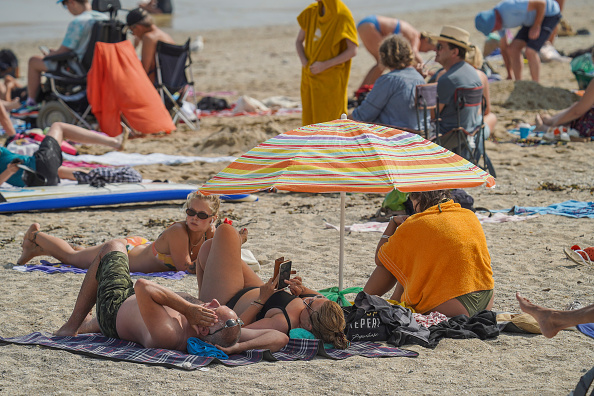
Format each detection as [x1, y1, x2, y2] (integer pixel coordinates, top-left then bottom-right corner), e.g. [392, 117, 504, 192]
[1, 0, 594, 394]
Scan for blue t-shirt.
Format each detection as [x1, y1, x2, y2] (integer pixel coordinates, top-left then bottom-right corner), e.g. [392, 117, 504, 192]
[61, 10, 109, 61]
[437, 61, 482, 134]
[496, 0, 560, 28]
[351, 67, 427, 130]
[0, 147, 36, 187]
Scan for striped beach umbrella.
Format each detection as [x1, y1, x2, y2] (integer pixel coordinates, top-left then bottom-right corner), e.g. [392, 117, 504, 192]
[200, 118, 495, 289]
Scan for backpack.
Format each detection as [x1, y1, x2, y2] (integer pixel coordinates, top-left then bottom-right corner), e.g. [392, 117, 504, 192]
[0, 49, 19, 78]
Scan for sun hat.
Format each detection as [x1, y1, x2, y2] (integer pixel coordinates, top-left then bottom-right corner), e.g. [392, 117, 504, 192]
[126, 8, 148, 27]
[475, 10, 496, 36]
[430, 26, 473, 50]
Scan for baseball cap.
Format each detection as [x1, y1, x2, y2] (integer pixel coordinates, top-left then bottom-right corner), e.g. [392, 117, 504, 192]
[126, 8, 148, 27]
[475, 10, 496, 36]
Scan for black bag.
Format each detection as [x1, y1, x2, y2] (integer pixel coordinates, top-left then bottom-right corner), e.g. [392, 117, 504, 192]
[450, 188, 475, 212]
[197, 96, 230, 111]
[344, 304, 390, 342]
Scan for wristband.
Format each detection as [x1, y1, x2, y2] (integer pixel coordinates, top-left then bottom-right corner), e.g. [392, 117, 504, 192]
[252, 300, 264, 306]
[380, 235, 390, 239]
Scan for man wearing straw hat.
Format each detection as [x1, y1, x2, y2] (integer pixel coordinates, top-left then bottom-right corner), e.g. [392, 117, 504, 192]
[431, 26, 483, 152]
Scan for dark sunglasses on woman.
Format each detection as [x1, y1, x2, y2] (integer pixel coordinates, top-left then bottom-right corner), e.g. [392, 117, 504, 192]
[185, 209, 214, 220]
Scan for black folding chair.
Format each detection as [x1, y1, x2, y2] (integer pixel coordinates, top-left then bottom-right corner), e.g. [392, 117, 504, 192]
[155, 39, 198, 130]
[435, 86, 496, 177]
[414, 83, 438, 139]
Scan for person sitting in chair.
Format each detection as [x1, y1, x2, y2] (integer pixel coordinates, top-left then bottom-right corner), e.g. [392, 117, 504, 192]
[431, 26, 483, 153]
[22, 0, 108, 112]
[126, 7, 175, 83]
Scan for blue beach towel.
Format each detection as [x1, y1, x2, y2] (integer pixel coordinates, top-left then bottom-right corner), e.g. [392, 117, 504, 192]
[493, 201, 594, 219]
[577, 323, 594, 339]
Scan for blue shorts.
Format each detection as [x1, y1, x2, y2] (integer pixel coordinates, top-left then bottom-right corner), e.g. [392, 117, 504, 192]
[514, 14, 561, 51]
[357, 15, 400, 35]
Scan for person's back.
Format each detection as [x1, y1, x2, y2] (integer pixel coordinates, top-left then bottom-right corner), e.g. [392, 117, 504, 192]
[64, 9, 109, 63]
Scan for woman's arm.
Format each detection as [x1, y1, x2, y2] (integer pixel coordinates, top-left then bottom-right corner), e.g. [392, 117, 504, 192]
[161, 223, 193, 272]
[237, 276, 277, 325]
[544, 79, 594, 126]
[295, 29, 308, 67]
[375, 215, 407, 266]
[309, 39, 357, 75]
[285, 276, 320, 297]
[217, 328, 289, 354]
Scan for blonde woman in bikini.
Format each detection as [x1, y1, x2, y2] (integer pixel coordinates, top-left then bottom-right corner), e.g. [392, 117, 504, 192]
[17, 192, 246, 273]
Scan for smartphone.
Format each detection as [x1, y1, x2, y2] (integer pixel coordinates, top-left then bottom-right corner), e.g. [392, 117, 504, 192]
[39, 46, 49, 55]
[276, 261, 292, 289]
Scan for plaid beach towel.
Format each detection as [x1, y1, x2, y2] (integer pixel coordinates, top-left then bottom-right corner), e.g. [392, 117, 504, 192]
[0, 332, 418, 370]
[12, 260, 187, 280]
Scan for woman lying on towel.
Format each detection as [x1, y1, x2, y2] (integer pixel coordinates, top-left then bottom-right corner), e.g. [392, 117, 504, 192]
[196, 223, 350, 350]
[17, 192, 246, 273]
[363, 189, 494, 317]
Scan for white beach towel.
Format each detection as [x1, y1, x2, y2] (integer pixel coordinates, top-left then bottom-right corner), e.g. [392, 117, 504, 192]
[63, 152, 236, 166]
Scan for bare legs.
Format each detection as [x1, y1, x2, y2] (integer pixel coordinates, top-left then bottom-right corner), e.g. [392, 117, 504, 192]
[507, 39, 541, 82]
[55, 240, 126, 336]
[357, 23, 386, 89]
[47, 122, 125, 149]
[18, 223, 121, 268]
[27, 56, 47, 103]
[516, 292, 594, 338]
[196, 224, 262, 304]
[524, 47, 541, 82]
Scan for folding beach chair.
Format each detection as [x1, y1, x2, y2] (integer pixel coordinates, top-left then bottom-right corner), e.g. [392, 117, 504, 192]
[414, 83, 438, 139]
[435, 86, 496, 177]
[155, 39, 198, 130]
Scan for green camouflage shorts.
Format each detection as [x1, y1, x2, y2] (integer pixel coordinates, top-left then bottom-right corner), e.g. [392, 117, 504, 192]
[95, 251, 135, 339]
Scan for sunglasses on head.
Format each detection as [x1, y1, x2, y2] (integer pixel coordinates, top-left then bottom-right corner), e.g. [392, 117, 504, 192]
[303, 295, 325, 314]
[185, 209, 213, 219]
[211, 318, 244, 335]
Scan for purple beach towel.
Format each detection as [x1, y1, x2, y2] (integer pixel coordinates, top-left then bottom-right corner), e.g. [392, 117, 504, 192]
[12, 260, 187, 280]
[0, 332, 418, 370]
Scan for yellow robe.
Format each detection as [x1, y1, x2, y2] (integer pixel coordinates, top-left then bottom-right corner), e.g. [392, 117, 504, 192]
[297, 0, 358, 126]
[377, 200, 494, 314]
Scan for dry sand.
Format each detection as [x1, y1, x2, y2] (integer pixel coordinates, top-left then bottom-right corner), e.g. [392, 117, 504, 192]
[1, 0, 594, 394]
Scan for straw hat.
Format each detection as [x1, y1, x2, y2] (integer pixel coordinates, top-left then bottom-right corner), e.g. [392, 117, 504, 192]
[430, 26, 473, 50]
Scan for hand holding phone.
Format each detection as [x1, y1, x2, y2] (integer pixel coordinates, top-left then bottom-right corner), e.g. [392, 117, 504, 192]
[274, 260, 292, 290]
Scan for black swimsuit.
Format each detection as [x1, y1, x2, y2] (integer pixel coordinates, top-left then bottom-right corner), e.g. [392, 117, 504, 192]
[225, 288, 297, 334]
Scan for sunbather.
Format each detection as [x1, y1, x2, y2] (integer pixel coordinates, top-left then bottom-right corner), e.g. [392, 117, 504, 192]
[364, 189, 495, 317]
[516, 292, 594, 338]
[196, 223, 350, 349]
[0, 122, 125, 187]
[17, 192, 246, 274]
[535, 77, 594, 138]
[55, 239, 288, 354]
[356, 15, 436, 89]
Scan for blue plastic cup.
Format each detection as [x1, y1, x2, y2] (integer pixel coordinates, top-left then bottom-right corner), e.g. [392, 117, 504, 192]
[519, 124, 531, 139]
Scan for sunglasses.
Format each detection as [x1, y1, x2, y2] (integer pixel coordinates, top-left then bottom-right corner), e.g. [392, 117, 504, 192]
[185, 209, 213, 219]
[303, 295, 325, 314]
[211, 318, 244, 335]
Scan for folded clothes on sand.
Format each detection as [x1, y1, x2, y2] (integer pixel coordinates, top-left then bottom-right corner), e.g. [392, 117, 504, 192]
[0, 332, 418, 370]
[187, 337, 228, 359]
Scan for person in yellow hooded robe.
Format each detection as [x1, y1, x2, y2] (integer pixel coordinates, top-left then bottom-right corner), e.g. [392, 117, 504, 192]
[296, 0, 358, 126]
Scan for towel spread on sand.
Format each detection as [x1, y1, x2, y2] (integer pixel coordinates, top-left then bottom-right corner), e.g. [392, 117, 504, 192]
[12, 260, 187, 280]
[377, 201, 493, 314]
[297, 0, 358, 125]
[63, 152, 237, 166]
[0, 332, 418, 370]
[87, 41, 175, 136]
[495, 200, 594, 218]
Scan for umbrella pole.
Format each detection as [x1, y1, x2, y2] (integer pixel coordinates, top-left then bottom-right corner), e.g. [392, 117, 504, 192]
[339, 191, 346, 291]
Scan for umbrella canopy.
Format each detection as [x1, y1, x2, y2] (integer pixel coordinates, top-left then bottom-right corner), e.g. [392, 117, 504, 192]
[200, 119, 495, 195]
[200, 119, 495, 291]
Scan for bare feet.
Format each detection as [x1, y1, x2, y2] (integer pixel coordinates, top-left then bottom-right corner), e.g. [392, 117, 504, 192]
[239, 228, 248, 244]
[534, 114, 548, 132]
[516, 292, 562, 338]
[77, 315, 100, 334]
[17, 223, 43, 265]
[55, 313, 95, 336]
[116, 125, 130, 151]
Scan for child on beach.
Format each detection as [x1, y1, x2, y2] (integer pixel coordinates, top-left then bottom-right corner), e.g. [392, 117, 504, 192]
[296, 0, 358, 126]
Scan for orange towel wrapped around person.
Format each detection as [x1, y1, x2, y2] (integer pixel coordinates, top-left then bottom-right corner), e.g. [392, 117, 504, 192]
[296, 0, 358, 126]
[365, 190, 494, 317]
[87, 40, 175, 136]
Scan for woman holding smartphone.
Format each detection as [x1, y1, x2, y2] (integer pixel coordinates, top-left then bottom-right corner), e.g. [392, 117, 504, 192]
[17, 192, 245, 274]
[196, 223, 350, 352]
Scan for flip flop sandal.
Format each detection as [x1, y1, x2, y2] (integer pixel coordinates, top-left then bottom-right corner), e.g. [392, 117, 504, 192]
[564, 246, 593, 265]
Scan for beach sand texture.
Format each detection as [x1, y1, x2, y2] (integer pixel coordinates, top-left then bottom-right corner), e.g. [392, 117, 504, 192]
[1, 0, 594, 394]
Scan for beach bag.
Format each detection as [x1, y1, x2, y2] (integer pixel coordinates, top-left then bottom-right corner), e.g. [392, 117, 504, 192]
[73, 166, 142, 187]
[381, 190, 409, 211]
[450, 188, 475, 211]
[571, 53, 594, 90]
[197, 96, 230, 111]
[344, 292, 391, 342]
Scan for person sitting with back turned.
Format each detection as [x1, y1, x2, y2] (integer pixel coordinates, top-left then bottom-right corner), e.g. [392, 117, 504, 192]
[356, 15, 436, 89]
[475, 0, 561, 82]
[431, 26, 483, 152]
[0, 122, 125, 188]
[126, 7, 175, 83]
[349, 35, 426, 130]
[22, 0, 108, 112]
[54, 239, 287, 353]
[363, 190, 495, 317]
